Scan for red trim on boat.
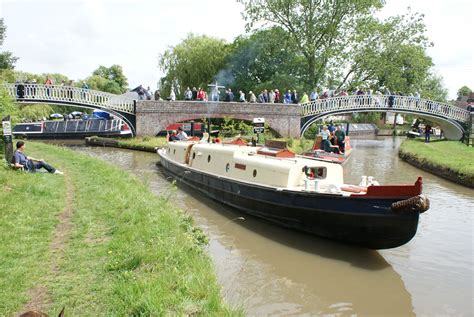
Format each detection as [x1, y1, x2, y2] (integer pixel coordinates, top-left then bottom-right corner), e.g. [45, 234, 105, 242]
[353, 177, 423, 198]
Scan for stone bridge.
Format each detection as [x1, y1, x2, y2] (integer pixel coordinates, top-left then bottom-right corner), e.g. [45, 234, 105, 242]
[135, 100, 301, 137]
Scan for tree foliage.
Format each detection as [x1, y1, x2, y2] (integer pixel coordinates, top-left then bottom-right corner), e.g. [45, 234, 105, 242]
[91, 65, 128, 93]
[17, 105, 54, 121]
[338, 11, 432, 92]
[237, 0, 384, 88]
[0, 18, 19, 70]
[158, 34, 230, 97]
[0, 86, 16, 120]
[457, 86, 472, 99]
[226, 27, 305, 93]
[86, 75, 123, 94]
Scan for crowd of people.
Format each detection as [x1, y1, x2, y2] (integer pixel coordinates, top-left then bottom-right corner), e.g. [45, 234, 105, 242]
[148, 85, 425, 106]
[14, 78, 90, 100]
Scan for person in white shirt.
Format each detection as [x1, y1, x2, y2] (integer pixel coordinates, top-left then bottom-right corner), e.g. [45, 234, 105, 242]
[176, 127, 189, 140]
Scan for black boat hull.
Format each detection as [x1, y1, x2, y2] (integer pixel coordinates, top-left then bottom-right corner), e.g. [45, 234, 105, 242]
[158, 153, 419, 249]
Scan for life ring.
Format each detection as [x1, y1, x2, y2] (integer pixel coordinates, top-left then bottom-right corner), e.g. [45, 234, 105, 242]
[327, 184, 340, 194]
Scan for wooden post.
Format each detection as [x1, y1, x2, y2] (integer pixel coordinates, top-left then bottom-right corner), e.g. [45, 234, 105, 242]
[2, 115, 13, 163]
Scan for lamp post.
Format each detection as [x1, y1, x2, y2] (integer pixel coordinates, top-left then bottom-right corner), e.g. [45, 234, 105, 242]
[207, 81, 225, 102]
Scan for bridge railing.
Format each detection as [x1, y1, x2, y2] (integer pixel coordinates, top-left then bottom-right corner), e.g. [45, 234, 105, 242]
[4, 83, 135, 114]
[301, 95, 470, 123]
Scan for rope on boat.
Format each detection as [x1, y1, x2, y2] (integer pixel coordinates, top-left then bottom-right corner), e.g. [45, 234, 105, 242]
[391, 195, 430, 214]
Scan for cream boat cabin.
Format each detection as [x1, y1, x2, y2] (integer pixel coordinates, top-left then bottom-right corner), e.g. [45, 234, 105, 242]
[158, 140, 429, 249]
[165, 141, 346, 193]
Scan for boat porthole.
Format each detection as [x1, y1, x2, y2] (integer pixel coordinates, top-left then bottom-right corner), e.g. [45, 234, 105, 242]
[253, 169, 257, 177]
[225, 163, 230, 172]
[208, 155, 211, 163]
[192, 152, 196, 160]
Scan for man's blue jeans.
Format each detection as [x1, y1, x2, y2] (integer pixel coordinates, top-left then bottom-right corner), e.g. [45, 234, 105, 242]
[26, 160, 56, 173]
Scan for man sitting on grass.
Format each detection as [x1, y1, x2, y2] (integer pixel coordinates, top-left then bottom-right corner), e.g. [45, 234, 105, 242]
[13, 141, 63, 174]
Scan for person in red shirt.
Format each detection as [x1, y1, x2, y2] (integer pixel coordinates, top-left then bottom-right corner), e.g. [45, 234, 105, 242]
[45, 77, 53, 97]
[197, 87, 205, 101]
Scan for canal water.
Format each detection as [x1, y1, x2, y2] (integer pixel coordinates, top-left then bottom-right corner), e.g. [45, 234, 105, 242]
[70, 137, 473, 316]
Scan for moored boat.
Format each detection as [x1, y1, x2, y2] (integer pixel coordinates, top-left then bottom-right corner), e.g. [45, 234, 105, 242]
[157, 139, 429, 249]
[13, 119, 132, 139]
[302, 135, 353, 164]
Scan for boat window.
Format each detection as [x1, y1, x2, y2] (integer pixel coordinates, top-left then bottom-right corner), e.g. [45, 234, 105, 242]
[192, 152, 196, 160]
[303, 166, 327, 179]
[207, 155, 211, 163]
[253, 169, 257, 177]
[226, 163, 230, 172]
[173, 149, 176, 155]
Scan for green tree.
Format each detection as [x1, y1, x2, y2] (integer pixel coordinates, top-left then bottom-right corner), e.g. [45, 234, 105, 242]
[419, 72, 448, 102]
[0, 86, 16, 120]
[336, 11, 432, 93]
[226, 27, 305, 93]
[92, 65, 128, 93]
[158, 34, 230, 97]
[0, 18, 19, 70]
[17, 105, 54, 121]
[85, 75, 122, 94]
[457, 86, 472, 99]
[238, 0, 384, 89]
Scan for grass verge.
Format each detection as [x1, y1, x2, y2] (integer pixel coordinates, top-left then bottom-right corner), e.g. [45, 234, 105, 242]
[0, 142, 239, 315]
[118, 136, 168, 151]
[399, 139, 474, 187]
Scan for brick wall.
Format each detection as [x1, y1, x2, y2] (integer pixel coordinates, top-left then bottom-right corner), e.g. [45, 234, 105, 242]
[135, 100, 301, 138]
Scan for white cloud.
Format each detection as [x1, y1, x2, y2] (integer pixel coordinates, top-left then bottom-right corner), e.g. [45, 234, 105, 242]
[1, 0, 472, 98]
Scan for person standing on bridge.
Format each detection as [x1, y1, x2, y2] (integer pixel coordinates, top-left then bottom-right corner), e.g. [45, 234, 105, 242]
[284, 90, 292, 104]
[299, 92, 309, 104]
[184, 87, 192, 101]
[197, 87, 205, 101]
[239, 90, 246, 102]
[44, 77, 53, 97]
[291, 90, 298, 104]
[248, 91, 256, 103]
[67, 80, 74, 101]
[81, 81, 89, 100]
[274, 89, 280, 103]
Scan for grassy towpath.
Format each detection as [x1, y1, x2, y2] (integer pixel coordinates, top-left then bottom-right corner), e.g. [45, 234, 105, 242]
[399, 139, 474, 187]
[0, 142, 239, 315]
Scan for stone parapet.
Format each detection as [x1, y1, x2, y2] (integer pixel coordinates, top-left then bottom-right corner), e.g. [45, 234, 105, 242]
[135, 101, 301, 138]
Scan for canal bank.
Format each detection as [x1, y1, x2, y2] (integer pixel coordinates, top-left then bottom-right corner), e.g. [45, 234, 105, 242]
[0, 142, 238, 315]
[85, 136, 168, 152]
[399, 139, 474, 188]
[72, 138, 473, 316]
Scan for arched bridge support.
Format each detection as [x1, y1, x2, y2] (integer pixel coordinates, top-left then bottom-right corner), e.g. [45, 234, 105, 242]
[300, 96, 471, 141]
[5, 83, 137, 135]
[135, 101, 301, 138]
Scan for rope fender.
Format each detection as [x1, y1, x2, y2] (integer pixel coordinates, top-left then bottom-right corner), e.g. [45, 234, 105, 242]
[391, 195, 430, 214]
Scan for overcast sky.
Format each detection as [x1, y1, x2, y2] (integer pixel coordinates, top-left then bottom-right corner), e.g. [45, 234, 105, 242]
[1, 0, 472, 99]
